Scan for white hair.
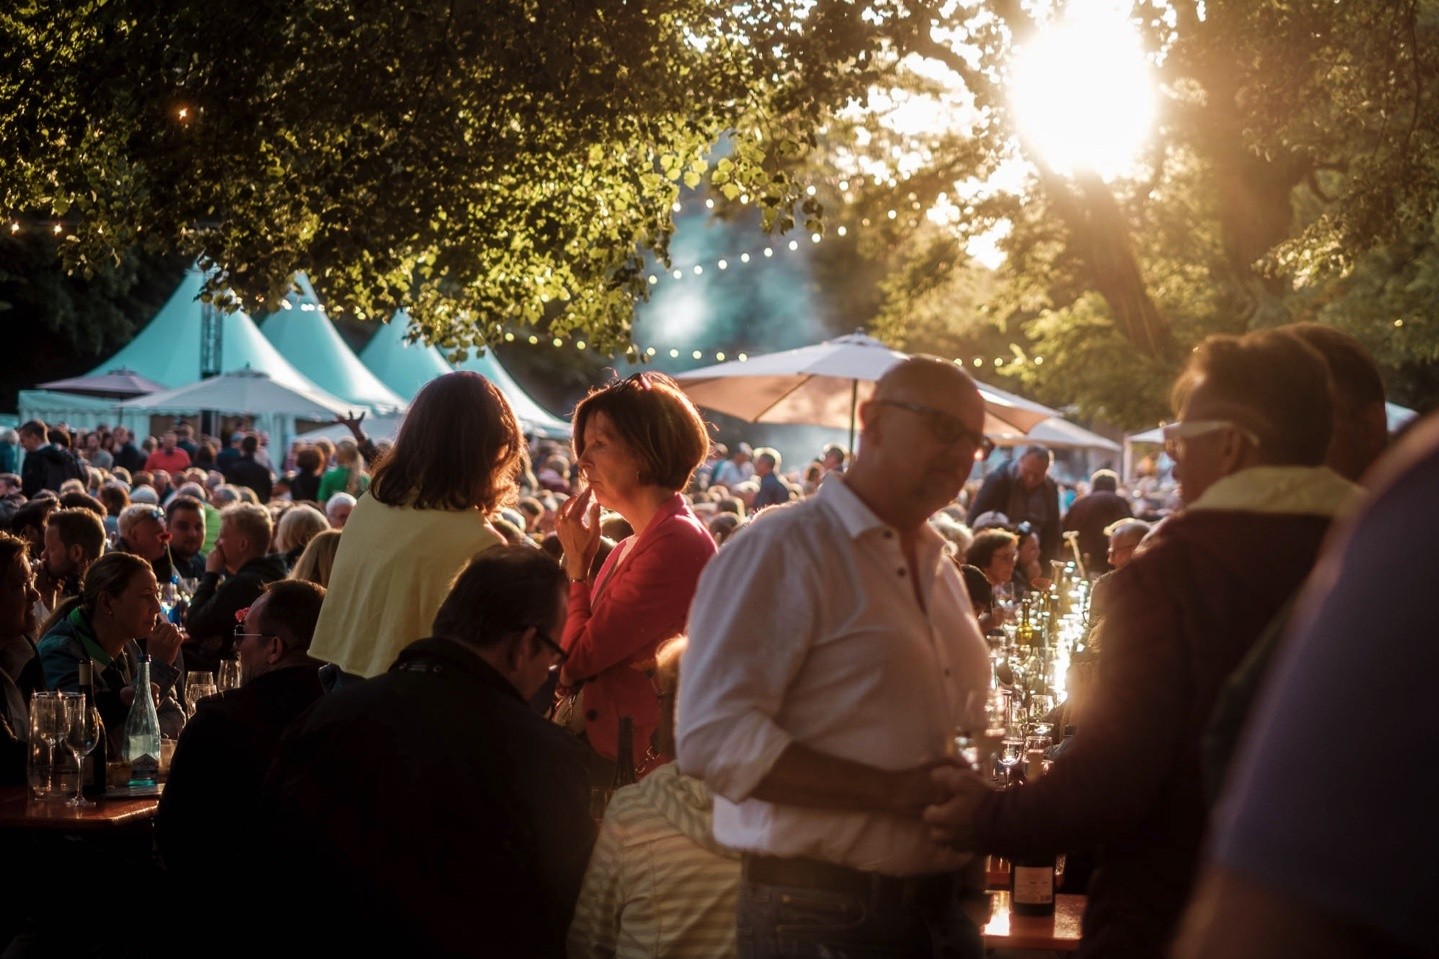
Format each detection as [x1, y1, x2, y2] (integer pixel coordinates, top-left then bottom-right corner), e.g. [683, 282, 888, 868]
[325, 492, 357, 519]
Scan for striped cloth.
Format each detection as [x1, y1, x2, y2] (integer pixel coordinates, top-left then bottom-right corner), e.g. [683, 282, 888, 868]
[568, 763, 741, 958]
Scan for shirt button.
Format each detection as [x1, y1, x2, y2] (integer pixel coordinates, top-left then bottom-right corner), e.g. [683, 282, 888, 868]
[944, 669, 951, 677]
[897, 568, 906, 577]
[883, 530, 894, 539]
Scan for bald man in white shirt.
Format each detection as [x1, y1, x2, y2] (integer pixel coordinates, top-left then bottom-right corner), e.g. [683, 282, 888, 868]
[678, 356, 992, 959]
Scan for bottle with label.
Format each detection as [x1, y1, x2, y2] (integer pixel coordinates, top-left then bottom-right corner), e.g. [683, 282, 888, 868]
[76, 661, 108, 797]
[121, 656, 163, 787]
[1010, 851, 1057, 916]
[612, 715, 637, 790]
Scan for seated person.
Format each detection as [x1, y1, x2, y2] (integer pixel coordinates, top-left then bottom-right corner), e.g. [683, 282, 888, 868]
[568, 635, 742, 959]
[183, 504, 287, 673]
[159, 580, 326, 893]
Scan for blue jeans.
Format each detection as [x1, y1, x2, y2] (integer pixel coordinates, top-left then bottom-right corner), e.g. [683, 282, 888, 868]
[736, 875, 985, 959]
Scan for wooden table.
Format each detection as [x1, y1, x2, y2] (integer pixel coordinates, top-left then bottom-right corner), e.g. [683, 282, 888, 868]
[983, 891, 1084, 952]
[0, 785, 161, 832]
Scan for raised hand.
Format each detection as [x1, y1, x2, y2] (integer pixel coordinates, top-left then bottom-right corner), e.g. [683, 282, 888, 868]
[555, 487, 602, 581]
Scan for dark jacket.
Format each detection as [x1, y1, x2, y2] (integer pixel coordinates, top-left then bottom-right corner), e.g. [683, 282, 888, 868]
[289, 470, 322, 504]
[1062, 490, 1133, 574]
[222, 456, 273, 504]
[968, 461, 1063, 565]
[112, 441, 145, 475]
[253, 636, 594, 958]
[184, 553, 289, 672]
[158, 663, 323, 880]
[21, 445, 86, 499]
[972, 508, 1333, 959]
[0, 636, 41, 786]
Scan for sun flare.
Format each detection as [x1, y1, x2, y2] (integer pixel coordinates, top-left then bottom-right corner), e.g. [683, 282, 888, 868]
[1009, 1, 1157, 179]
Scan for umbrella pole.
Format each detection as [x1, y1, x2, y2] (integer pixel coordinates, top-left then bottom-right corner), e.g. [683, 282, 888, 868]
[847, 380, 858, 453]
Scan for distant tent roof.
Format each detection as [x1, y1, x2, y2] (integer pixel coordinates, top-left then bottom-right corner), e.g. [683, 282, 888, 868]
[452, 349, 571, 439]
[260, 274, 407, 412]
[358, 311, 455, 400]
[90, 264, 324, 394]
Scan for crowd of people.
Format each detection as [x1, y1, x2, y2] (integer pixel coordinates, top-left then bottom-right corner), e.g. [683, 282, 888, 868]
[0, 317, 1433, 959]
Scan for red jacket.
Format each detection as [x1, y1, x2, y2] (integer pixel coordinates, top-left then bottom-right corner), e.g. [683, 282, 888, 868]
[974, 508, 1333, 959]
[563, 495, 716, 764]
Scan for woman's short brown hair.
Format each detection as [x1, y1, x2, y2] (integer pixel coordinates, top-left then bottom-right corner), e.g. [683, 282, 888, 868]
[370, 370, 525, 512]
[571, 372, 710, 493]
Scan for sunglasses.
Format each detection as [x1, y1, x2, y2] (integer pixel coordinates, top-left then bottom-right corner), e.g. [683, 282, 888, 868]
[1161, 420, 1261, 459]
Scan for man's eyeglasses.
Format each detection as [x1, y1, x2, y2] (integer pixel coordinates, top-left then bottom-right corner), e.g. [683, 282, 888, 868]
[1161, 420, 1261, 460]
[530, 626, 568, 667]
[873, 400, 984, 449]
[233, 623, 276, 646]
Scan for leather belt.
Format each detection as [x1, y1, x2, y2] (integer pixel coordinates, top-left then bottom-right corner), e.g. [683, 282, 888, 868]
[742, 854, 956, 907]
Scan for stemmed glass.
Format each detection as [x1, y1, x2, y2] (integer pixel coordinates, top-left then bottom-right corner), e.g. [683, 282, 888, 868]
[33, 693, 72, 797]
[217, 660, 241, 692]
[997, 730, 1026, 783]
[65, 704, 104, 807]
[185, 679, 218, 717]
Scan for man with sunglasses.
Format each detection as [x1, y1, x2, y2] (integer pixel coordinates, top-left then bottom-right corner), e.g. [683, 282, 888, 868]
[924, 329, 1360, 959]
[680, 356, 992, 958]
[253, 546, 591, 959]
[158, 579, 326, 897]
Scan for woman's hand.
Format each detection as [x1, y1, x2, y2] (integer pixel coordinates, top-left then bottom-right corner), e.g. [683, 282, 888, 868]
[148, 620, 185, 666]
[555, 487, 602, 581]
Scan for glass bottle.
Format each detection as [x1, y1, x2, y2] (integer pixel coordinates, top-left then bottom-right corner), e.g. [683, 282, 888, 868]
[77, 661, 109, 797]
[121, 656, 163, 787]
[612, 715, 637, 790]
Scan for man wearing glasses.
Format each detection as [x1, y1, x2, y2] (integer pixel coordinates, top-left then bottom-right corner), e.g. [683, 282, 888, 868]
[158, 579, 326, 895]
[924, 329, 1361, 959]
[680, 356, 993, 958]
[253, 546, 592, 959]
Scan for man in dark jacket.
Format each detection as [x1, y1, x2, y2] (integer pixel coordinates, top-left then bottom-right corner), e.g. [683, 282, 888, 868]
[110, 426, 146, 475]
[18, 420, 85, 499]
[967, 445, 1062, 565]
[253, 546, 592, 959]
[183, 503, 287, 673]
[221, 435, 273, 503]
[925, 329, 1361, 959]
[159, 579, 325, 890]
[1062, 469, 1132, 574]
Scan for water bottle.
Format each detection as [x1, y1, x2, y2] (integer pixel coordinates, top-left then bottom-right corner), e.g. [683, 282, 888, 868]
[121, 656, 163, 787]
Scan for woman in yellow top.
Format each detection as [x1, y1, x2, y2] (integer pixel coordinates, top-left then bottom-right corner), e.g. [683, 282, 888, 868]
[308, 372, 526, 684]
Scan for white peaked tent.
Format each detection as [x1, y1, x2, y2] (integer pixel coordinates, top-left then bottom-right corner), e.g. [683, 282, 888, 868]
[452, 349, 571, 439]
[359, 311, 455, 400]
[259, 274, 407, 413]
[90, 264, 321, 394]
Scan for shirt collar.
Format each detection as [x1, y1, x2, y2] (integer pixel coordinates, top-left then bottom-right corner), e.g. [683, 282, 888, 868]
[817, 476, 948, 554]
[1187, 465, 1361, 518]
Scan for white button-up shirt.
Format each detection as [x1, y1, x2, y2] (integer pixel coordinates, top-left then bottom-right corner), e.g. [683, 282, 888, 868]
[677, 477, 990, 876]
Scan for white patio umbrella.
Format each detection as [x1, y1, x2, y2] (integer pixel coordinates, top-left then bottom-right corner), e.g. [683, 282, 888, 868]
[673, 332, 1057, 450]
[990, 417, 1122, 452]
[117, 367, 357, 419]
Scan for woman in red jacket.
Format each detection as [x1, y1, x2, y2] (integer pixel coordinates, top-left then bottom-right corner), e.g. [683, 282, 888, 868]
[556, 372, 717, 783]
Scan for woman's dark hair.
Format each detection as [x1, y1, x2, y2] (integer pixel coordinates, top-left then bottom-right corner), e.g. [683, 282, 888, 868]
[42, 551, 152, 637]
[370, 371, 525, 512]
[965, 529, 1018, 571]
[98, 485, 130, 517]
[295, 447, 323, 474]
[571, 372, 710, 493]
[960, 564, 993, 611]
[0, 532, 27, 587]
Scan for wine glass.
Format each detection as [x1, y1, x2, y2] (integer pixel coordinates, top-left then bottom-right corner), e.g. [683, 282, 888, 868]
[65, 704, 104, 807]
[185, 681, 218, 717]
[29, 692, 66, 799]
[997, 731, 1025, 782]
[217, 660, 241, 692]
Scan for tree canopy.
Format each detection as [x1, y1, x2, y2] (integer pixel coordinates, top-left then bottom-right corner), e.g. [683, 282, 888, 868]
[4, 0, 1437, 422]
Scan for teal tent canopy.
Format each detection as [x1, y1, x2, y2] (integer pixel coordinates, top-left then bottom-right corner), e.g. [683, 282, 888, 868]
[358, 311, 455, 400]
[452, 349, 571, 439]
[260, 274, 406, 412]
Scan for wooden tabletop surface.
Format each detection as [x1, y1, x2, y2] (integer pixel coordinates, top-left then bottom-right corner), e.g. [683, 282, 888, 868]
[0, 786, 161, 831]
[984, 891, 1085, 951]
